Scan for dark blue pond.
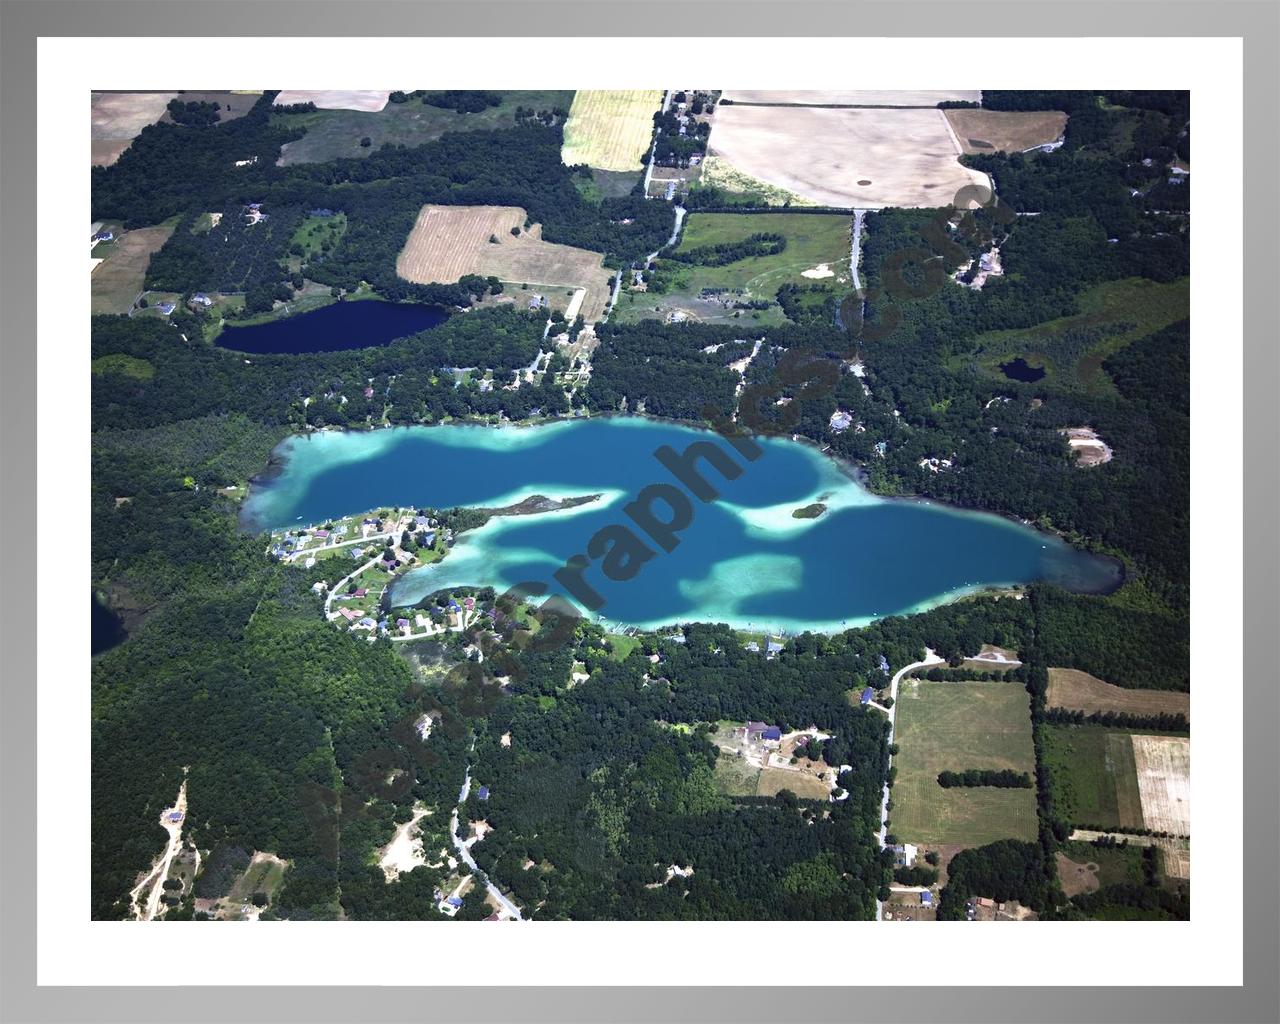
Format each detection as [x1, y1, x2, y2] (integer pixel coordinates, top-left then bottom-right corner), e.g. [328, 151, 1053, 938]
[1000, 357, 1047, 383]
[215, 299, 448, 355]
[92, 594, 126, 655]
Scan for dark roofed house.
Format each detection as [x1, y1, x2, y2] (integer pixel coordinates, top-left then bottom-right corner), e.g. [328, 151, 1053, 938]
[447, 896, 463, 908]
[477, 786, 490, 801]
[860, 687, 875, 705]
[353, 588, 368, 598]
[396, 618, 410, 629]
[766, 640, 784, 656]
[878, 655, 891, 674]
[762, 726, 781, 742]
[920, 891, 933, 907]
[155, 302, 176, 315]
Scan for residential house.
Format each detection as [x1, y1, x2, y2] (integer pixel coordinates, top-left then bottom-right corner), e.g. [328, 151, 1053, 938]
[860, 687, 875, 705]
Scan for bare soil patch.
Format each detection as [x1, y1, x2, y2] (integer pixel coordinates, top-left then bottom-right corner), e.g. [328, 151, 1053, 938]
[708, 104, 991, 209]
[943, 109, 1068, 154]
[397, 204, 613, 321]
[756, 766, 831, 801]
[722, 90, 982, 107]
[91, 92, 177, 166]
[1055, 851, 1103, 897]
[1047, 668, 1189, 719]
[274, 90, 391, 112]
[1131, 735, 1191, 835]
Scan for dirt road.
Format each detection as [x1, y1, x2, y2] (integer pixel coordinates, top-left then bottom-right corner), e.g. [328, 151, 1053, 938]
[128, 775, 188, 921]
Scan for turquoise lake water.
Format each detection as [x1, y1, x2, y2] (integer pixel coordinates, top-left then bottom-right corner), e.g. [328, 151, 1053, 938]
[242, 418, 1121, 633]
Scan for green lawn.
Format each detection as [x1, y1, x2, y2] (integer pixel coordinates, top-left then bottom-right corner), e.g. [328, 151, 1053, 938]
[660, 211, 852, 300]
[891, 680, 1038, 847]
[606, 634, 641, 662]
[290, 212, 348, 262]
[272, 91, 575, 165]
[955, 276, 1189, 395]
[1042, 724, 1144, 830]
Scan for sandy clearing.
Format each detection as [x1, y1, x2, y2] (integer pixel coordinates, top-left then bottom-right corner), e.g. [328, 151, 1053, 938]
[708, 104, 991, 210]
[274, 90, 391, 112]
[561, 90, 664, 171]
[397, 204, 613, 321]
[377, 802, 433, 881]
[1131, 734, 1190, 835]
[722, 90, 982, 107]
[1062, 427, 1114, 466]
[1047, 668, 1188, 719]
[943, 109, 1068, 155]
[801, 263, 834, 279]
[128, 776, 188, 921]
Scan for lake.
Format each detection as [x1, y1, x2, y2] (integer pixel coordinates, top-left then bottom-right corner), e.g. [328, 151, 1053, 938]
[215, 299, 448, 355]
[242, 418, 1121, 633]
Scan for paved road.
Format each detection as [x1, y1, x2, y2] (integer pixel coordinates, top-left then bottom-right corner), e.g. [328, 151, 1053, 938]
[875, 648, 944, 922]
[450, 768, 525, 921]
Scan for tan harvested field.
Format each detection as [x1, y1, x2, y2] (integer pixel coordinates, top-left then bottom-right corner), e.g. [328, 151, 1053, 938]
[90, 224, 177, 315]
[1047, 668, 1189, 720]
[944, 109, 1068, 154]
[274, 90, 391, 112]
[396, 205, 613, 321]
[561, 90, 664, 172]
[1055, 851, 1103, 897]
[91, 92, 177, 166]
[1156, 837, 1191, 881]
[708, 104, 991, 210]
[1131, 735, 1190, 835]
[722, 90, 983, 107]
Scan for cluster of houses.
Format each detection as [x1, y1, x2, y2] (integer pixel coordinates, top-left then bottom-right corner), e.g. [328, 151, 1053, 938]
[743, 638, 785, 658]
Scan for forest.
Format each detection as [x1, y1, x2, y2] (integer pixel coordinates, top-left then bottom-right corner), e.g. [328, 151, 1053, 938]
[89, 89, 1191, 922]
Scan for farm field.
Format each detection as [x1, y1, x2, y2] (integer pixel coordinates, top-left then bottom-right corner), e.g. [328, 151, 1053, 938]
[396, 204, 613, 321]
[1130, 734, 1190, 835]
[1043, 725, 1146, 831]
[943, 109, 1068, 154]
[755, 766, 831, 801]
[561, 90, 664, 172]
[91, 91, 176, 166]
[273, 90, 574, 166]
[953, 277, 1190, 394]
[891, 680, 1038, 847]
[722, 90, 982, 107]
[274, 90, 391, 112]
[1047, 668, 1190, 719]
[707, 104, 991, 209]
[91, 222, 178, 315]
[634, 212, 853, 324]
[161, 91, 258, 124]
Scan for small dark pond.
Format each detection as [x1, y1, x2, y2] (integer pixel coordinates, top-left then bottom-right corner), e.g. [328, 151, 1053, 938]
[215, 299, 447, 355]
[1000, 357, 1047, 383]
[91, 594, 126, 655]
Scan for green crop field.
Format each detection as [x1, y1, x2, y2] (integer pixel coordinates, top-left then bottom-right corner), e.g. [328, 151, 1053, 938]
[891, 679, 1038, 847]
[273, 91, 575, 166]
[1042, 724, 1144, 830]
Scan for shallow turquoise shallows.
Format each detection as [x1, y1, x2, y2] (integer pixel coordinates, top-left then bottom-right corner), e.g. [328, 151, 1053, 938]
[242, 419, 1121, 633]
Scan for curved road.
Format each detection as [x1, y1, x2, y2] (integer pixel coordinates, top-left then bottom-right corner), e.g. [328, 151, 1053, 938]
[450, 768, 525, 921]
